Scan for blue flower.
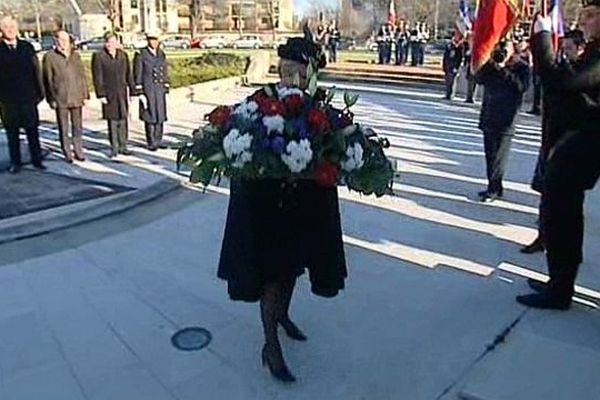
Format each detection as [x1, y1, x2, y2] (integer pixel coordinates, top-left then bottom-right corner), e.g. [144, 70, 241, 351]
[270, 136, 286, 154]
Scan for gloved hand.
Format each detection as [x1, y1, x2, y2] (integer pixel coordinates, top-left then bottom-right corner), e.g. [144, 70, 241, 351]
[534, 14, 552, 34]
[139, 95, 148, 109]
[100, 97, 108, 105]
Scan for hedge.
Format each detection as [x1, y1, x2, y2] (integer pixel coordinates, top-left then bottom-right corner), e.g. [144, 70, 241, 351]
[82, 52, 248, 91]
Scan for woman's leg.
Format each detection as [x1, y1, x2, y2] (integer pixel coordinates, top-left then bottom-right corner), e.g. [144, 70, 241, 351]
[279, 277, 307, 341]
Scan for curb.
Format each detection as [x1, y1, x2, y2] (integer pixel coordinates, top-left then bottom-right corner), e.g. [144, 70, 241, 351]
[0, 177, 182, 245]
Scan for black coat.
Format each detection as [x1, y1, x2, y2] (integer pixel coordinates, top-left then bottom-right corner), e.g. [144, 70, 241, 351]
[476, 59, 530, 133]
[133, 48, 169, 124]
[0, 40, 44, 105]
[443, 43, 464, 73]
[91, 48, 134, 120]
[533, 32, 600, 137]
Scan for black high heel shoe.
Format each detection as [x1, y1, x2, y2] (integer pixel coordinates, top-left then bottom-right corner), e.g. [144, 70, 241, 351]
[280, 318, 308, 342]
[261, 344, 296, 383]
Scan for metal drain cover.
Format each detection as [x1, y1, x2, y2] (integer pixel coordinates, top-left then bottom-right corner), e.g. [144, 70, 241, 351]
[171, 327, 212, 351]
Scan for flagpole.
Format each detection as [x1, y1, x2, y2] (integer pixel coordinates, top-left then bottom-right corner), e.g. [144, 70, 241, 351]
[541, 0, 548, 17]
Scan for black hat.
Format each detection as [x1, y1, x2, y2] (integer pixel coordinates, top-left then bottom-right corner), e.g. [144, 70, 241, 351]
[278, 37, 326, 69]
[582, 0, 600, 7]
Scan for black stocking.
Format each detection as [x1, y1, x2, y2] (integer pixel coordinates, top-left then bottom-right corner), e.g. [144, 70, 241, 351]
[279, 278, 307, 341]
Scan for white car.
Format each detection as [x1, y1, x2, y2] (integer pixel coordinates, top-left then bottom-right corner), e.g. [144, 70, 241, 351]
[231, 35, 263, 49]
[198, 35, 227, 49]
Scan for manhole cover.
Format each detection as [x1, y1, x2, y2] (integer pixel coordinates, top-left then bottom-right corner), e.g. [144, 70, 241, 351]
[171, 327, 212, 351]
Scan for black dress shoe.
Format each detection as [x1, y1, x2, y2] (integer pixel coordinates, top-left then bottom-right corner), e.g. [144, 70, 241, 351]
[33, 163, 47, 170]
[65, 158, 74, 164]
[478, 190, 502, 202]
[121, 150, 133, 156]
[516, 292, 571, 310]
[74, 155, 86, 162]
[520, 238, 545, 254]
[261, 345, 296, 383]
[8, 165, 21, 174]
[527, 109, 541, 116]
[527, 278, 547, 293]
[280, 318, 308, 342]
[158, 143, 168, 149]
[148, 146, 158, 152]
[465, 99, 474, 104]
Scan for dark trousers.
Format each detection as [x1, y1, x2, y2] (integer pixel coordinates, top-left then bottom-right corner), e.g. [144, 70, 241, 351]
[466, 75, 477, 102]
[0, 102, 42, 166]
[144, 122, 164, 148]
[395, 43, 407, 65]
[56, 107, 84, 161]
[108, 119, 128, 155]
[329, 44, 338, 63]
[410, 42, 419, 66]
[483, 130, 513, 194]
[444, 70, 459, 99]
[418, 44, 425, 65]
[542, 132, 600, 298]
[531, 74, 542, 112]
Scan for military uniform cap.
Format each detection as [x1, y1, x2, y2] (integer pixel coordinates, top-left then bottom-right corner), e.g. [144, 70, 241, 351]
[145, 31, 161, 40]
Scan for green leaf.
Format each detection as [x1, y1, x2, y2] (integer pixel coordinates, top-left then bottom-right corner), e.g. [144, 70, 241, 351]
[340, 124, 357, 137]
[207, 152, 225, 162]
[347, 93, 359, 108]
[308, 73, 318, 97]
[264, 85, 274, 97]
[190, 161, 216, 186]
[326, 87, 336, 104]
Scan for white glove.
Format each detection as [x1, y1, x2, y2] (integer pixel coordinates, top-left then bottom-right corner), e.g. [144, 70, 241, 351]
[534, 14, 552, 34]
[100, 97, 108, 105]
[139, 95, 147, 109]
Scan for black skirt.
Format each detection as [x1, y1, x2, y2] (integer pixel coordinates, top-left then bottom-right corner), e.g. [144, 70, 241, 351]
[218, 178, 347, 302]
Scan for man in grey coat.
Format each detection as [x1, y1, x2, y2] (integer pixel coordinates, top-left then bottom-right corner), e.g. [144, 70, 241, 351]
[133, 31, 170, 151]
[43, 30, 89, 163]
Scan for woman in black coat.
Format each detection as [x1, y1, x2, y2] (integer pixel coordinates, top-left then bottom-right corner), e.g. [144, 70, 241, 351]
[217, 37, 347, 383]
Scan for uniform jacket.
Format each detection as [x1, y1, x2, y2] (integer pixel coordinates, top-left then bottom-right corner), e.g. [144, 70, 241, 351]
[133, 47, 169, 124]
[91, 48, 134, 120]
[443, 42, 464, 73]
[0, 40, 44, 105]
[43, 48, 89, 108]
[476, 59, 530, 133]
[533, 31, 600, 137]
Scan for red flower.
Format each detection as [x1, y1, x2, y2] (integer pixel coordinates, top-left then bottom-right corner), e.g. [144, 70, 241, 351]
[285, 94, 304, 116]
[252, 91, 268, 106]
[307, 109, 330, 134]
[259, 98, 286, 116]
[207, 106, 231, 127]
[314, 162, 339, 187]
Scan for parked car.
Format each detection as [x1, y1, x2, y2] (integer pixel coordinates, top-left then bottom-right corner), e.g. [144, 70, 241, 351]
[162, 34, 191, 49]
[78, 37, 105, 51]
[125, 34, 147, 49]
[231, 35, 263, 49]
[193, 35, 227, 49]
[24, 38, 42, 52]
[271, 36, 288, 49]
[40, 35, 55, 51]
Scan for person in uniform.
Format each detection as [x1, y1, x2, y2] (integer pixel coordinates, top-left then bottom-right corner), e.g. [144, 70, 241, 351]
[91, 32, 134, 158]
[133, 31, 170, 151]
[517, 1, 600, 310]
[217, 36, 346, 383]
[463, 32, 478, 103]
[377, 25, 386, 64]
[443, 37, 464, 100]
[395, 21, 409, 65]
[521, 29, 586, 255]
[43, 30, 89, 163]
[0, 16, 46, 174]
[410, 23, 420, 66]
[328, 22, 340, 63]
[475, 40, 530, 202]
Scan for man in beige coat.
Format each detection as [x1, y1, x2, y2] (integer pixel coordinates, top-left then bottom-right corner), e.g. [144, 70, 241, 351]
[43, 30, 89, 163]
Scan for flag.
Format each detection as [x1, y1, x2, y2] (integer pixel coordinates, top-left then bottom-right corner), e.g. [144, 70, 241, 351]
[471, 0, 521, 72]
[455, 0, 473, 41]
[547, 0, 565, 51]
[388, 0, 396, 25]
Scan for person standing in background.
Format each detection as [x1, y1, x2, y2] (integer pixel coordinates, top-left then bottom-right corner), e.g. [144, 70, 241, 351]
[43, 30, 89, 163]
[133, 31, 170, 151]
[0, 16, 46, 174]
[328, 22, 340, 63]
[443, 37, 464, 100]
[92, 32, 134, 158]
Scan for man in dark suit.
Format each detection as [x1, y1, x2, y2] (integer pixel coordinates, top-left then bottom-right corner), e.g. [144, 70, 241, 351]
[0, 16, 46, 173]
[443, 38, 464, 100]
[92, 32, 134, 158]
[517, 1, 600, 310]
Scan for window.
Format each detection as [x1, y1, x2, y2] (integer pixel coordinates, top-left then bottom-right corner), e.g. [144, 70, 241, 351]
[131, 0, 138, 8]
[132, 15, 139, 25]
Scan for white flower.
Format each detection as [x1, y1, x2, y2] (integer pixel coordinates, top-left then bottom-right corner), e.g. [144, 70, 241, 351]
[232, 100, 259, 121]
[341, 143, 365, 172]
[277, 86, 304, 99]
[281, 139, 313, 173]
[263, 115, 285, 135]
[223, 129, 253, 168]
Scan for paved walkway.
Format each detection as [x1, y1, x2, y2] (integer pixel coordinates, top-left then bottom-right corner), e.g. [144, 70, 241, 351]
[0, 83, 599, 400]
